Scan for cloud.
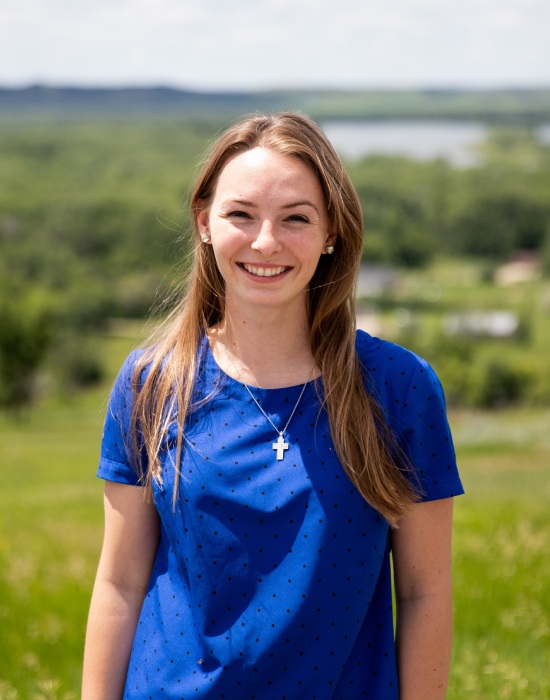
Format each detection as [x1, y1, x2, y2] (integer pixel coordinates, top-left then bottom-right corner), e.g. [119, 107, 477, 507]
[1, 0, 549, 88]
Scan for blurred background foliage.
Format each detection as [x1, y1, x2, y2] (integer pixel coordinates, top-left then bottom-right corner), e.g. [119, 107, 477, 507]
[1, 114, 549, 412]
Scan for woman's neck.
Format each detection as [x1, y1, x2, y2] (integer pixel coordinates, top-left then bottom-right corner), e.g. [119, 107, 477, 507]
[208, 304, 317, 389]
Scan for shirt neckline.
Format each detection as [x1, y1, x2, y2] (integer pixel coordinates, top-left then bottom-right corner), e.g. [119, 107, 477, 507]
[199, 334, 320, 405]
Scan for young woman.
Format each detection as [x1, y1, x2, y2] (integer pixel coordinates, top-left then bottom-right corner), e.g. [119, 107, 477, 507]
[83, 112, 463, 699]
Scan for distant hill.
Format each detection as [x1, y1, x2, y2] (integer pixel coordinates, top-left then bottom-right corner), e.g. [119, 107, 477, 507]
[1, 85, 550, 122]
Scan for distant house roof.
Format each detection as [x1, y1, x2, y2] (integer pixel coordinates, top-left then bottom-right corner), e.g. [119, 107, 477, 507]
[443, 310, 520, 338]
[495, 254, 540, 286]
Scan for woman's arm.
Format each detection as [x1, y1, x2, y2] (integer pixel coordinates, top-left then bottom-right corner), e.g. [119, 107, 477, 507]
[82, 481, 160, 700]
[392, 497, 455, 700]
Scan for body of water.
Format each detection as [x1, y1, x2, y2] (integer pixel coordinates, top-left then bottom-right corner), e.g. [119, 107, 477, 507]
[322, 120, 550, 168]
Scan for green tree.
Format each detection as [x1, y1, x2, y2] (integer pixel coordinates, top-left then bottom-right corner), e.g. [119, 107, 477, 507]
[451, 195, 549, 259]
[358, 183, 433, 267]
[0, 302, 52, 411]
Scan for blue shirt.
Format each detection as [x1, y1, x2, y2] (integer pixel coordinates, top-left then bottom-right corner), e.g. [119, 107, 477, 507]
[98, 330, 464, 699]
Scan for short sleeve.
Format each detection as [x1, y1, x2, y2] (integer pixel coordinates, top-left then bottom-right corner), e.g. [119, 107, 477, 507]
[97, 350, 147, 486]
[398, 359, 464, 502]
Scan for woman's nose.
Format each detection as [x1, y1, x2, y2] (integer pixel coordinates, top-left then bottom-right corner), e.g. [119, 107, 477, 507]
[250, 220, 282, 256]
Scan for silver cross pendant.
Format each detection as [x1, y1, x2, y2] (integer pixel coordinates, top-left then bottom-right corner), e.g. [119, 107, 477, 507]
[272, 434, 289, 461]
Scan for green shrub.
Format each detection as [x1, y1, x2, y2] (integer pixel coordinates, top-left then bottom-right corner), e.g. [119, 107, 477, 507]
[52, 336, 105, 391]
[406, 333, 476, 407]
[0, 302, 53, 411]
[470, 359, 533, 408]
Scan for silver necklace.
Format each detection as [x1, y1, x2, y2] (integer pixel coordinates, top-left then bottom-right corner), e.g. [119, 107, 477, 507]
[240, 370, 313, 460]
[218, 335, 314, 461]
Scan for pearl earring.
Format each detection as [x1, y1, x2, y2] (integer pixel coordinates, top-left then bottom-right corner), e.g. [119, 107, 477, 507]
[325, 245, 335, 255]
[201, 234, 211, 244]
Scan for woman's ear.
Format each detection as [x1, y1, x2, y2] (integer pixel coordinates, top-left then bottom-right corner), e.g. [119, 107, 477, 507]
[196, 201, 209, 234]
[322, 231, 338, 254]
[196, 203, 212, 243]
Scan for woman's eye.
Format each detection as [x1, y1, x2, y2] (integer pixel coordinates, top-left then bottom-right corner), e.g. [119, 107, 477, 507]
[227, 210, 251, 219]
[287, 214, 309, 223]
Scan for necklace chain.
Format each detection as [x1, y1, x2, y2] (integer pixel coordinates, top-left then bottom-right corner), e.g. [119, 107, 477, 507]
[216, 333, 314, 460]
[240, 370, 313, 438]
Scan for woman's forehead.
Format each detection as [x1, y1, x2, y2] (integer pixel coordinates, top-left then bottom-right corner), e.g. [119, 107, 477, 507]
[212, 147, 325, 203]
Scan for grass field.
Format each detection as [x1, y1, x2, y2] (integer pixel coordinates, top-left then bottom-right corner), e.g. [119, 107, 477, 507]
[1, 333, 549, 699]
[450, 409, 550, 699]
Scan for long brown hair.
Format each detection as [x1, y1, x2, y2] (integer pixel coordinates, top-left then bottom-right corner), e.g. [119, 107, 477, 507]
[131, 112, 418, 527]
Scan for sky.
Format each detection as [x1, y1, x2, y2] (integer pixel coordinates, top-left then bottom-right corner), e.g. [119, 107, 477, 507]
[1, 0, 549, 91]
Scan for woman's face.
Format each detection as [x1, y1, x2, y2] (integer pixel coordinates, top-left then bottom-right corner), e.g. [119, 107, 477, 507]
[197, 147, 336, 319]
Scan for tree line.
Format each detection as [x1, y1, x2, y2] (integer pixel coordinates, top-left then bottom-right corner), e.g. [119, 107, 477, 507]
[1, 120, 549, 411]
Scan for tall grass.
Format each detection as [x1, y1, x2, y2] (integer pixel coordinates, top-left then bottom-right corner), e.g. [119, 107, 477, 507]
[0, 336, 548, 699]
[450, 410, 550, 699]
[0, 336, 135, 700]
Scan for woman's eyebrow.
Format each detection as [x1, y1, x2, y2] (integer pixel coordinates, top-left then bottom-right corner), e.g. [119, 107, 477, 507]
[282, 200, 319, 213]
[221, 198, 257, 208]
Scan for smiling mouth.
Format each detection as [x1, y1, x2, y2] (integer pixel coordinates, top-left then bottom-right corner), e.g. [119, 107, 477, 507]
[241, 263, 290, 278]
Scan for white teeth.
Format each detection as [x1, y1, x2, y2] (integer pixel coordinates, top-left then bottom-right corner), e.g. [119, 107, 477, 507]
[243, 264, 287, 277]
